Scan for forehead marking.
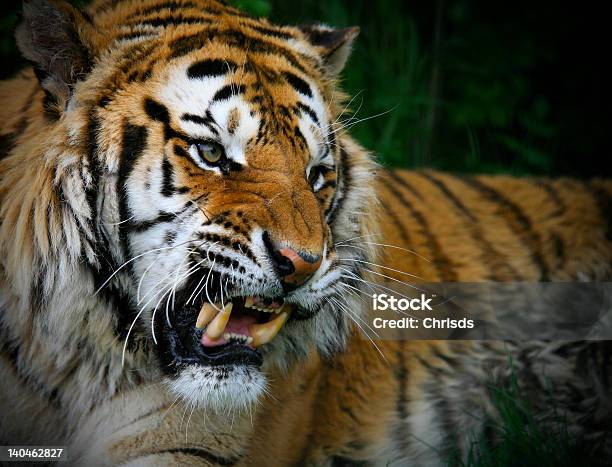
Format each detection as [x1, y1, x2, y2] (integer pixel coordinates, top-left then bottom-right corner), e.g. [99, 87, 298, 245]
[228, 108, 241, 135]
[212, 84, 246, 103]
[281, 71, 313, 98]
[187, 59, 238, 80]
[181, 112, 219, 136]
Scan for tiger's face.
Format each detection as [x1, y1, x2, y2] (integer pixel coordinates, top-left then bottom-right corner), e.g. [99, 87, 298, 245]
[109, 49, 358, 407]
[15, 0, 376, 410]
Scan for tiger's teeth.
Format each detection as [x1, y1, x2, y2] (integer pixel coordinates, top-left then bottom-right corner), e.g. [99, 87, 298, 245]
[245, 297, 255, 308]
[249, 304, 291, 347]
[196, 303, 218, 329]
[205, 302, 233, 339]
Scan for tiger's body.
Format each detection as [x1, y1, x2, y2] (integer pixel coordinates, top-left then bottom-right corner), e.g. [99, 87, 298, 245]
[1, 0, 611, 465]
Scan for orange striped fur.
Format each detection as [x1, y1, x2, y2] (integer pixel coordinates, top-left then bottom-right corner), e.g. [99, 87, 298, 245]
[1, 1, 612, 465]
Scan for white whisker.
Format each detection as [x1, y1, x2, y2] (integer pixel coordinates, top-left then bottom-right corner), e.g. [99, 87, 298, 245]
[339, 258, 423, 280]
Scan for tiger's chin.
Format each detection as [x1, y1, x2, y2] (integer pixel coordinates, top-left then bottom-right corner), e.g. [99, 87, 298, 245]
[167, 363, 268, 411]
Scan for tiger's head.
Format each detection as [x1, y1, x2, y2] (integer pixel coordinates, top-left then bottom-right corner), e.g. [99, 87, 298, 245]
[8, 0, 377, 410]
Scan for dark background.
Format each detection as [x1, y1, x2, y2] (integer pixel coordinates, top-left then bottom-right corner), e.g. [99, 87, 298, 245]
[1, 0, 608, 177]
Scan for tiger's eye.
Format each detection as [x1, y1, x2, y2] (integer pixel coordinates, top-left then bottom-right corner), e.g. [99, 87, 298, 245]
[196, 142, 223, 164]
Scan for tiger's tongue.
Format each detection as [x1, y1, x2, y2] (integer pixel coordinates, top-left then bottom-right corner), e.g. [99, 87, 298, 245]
[200, 314, 257, 347]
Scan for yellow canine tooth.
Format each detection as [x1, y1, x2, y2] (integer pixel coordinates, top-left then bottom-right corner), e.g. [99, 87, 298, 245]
[249, 304, 291, 347]
[205, 302, 233, 339]
[245, 297, 255, 308]
[196, 303, 218, 329]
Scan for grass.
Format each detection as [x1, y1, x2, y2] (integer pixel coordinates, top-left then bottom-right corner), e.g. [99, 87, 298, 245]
[445, 358, 604, 467]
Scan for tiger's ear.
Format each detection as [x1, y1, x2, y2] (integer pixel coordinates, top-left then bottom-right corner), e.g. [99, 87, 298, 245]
[298, 24, 360, 76]
[15, 0, 96, 109]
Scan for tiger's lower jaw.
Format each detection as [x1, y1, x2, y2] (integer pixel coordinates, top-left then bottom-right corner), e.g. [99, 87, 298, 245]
[154, 295, 301, 409]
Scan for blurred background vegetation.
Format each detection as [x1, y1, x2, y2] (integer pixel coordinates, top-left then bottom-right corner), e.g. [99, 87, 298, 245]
[1, 0, 607, 177]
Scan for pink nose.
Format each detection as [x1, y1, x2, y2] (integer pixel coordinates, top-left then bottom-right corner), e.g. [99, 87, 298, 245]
[262, 232, 322, 288]
[276, 247, 322, 286]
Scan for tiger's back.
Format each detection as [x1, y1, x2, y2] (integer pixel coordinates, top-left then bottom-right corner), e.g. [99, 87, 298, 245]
[379, 170, 612, 283]
[287, 171, 612, 465]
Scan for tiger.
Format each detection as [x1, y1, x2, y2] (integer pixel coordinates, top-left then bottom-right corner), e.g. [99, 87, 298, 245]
[1, 0, 611, 465]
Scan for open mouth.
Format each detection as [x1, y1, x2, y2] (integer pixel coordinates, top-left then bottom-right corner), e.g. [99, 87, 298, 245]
[156, 292, 293, 372]
[196, 296, 291, 349]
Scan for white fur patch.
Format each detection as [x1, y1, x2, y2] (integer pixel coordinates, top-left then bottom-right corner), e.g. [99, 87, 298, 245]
[167, 365, 267, 411]
[157, 64, 260, 167]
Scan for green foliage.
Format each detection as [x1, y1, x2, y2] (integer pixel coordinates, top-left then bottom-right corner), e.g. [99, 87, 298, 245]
[236, 0, 596, 177]
[446, 358, 603, 467]
[0, 0, 604, 176]
[233, 0, 271, 17]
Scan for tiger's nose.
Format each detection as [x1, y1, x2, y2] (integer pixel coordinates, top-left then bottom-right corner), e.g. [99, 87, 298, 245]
[263, 232, 322, 290]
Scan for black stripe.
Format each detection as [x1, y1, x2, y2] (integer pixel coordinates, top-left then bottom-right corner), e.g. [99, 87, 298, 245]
[187, 59, 237, 80]
[318, 180, 337, 191]
[174, 143, 190, 160]
[144, 98, 170, 125]
[118, 123, 149, 257]
[145, 448, 239, 465]
[386, 170, 424, 200]
[296, 102, 320, 125]
[326, 146, 350, 224]
[536, 180, 568, 268]
[293, 125, 307, 149]
[551, 232, 565, 267]
[212, 84, 246, 102]
[282, 71, 312, 97]
[132, 15, 212, 29]
[181, 113, 219, 136]
[461, 176, 550, 281]
[126, 1, 198, 18]
[0, 132, 16, 160]
[247, 23, 295, 40]
[419, 171, 475, 221]
[57, 184, 95, 262]
[383, 176, 458, 281]
[127, 211, 177, 233]
[394, 341, 410, 458]
[536, 179, 566, 218]
[86, 112, 103, 233]
[588, 182, 612, 241]
[161, 157, 175, 197]
[144, 98, 195, 140]
[419, 171, 520, 281]
[382, 203, 413, 251]
[172, 29, 309, 73]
